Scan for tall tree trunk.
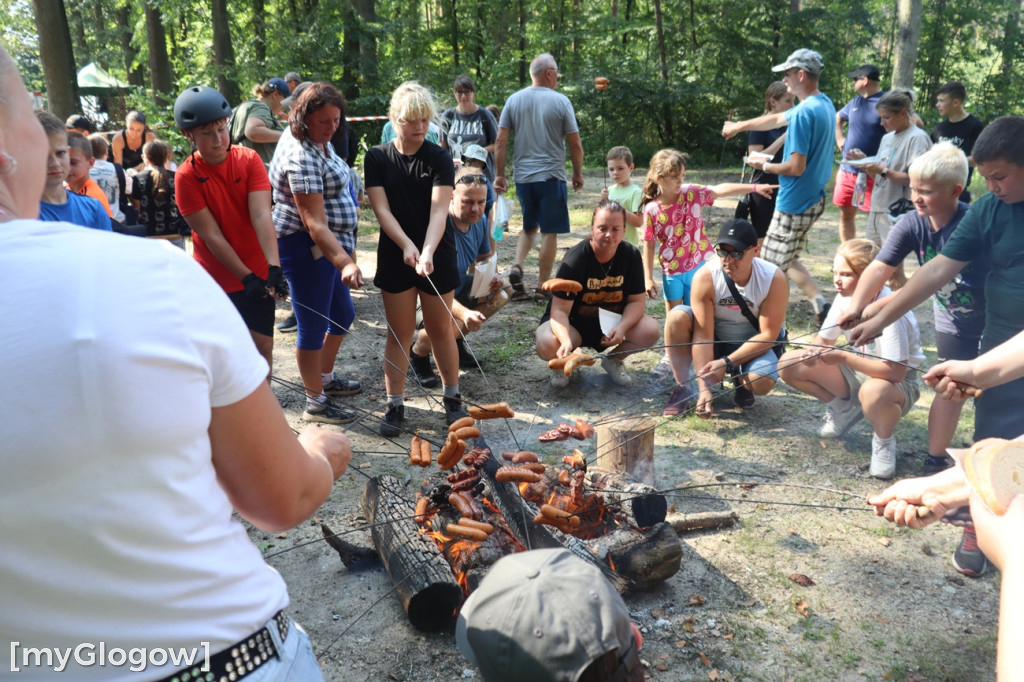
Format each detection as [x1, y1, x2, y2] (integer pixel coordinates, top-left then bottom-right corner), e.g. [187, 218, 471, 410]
[652, 0, 673, 143]
[449, 0, 459, 70]
[68, 3, 90, 66]
[211, 0, 240, 104]
[341, 0, 361, 99]
[253, 0, 267, 69]
[518, 0, 527, 85]
[622, 0, 633, 45]
[144, 1, 173, 103]
[116, 4, 144, 87]
[351, 0, 378, 93]
[32, 0, 79, 119]
[891, 0, 922, 88]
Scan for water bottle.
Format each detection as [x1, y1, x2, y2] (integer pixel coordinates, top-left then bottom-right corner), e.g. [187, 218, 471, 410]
[854, 171, 867, 207]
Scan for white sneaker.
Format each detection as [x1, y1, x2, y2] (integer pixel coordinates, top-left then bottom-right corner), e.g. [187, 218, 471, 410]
[602, 357, 632, 386]
[870, 434, 897, 479]
[818, 399, 863, 438]
[550, 372, 570, 388]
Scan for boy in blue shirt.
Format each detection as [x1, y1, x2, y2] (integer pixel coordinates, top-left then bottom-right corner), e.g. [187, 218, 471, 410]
[36, 111, 110, 231]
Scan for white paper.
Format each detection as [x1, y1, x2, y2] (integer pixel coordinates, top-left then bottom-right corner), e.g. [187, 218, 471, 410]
[743, 151, 772, 164]
[598, 308, 622, 336]
[469, 254, 498, 299]
[842, 155, 880, 168]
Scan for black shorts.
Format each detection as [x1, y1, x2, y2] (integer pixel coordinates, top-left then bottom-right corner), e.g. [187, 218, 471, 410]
[935, 331, 981, 362]
[540, 312, 605, 349]
[373, 256, 460, 295]
[227, 290, 277, 336]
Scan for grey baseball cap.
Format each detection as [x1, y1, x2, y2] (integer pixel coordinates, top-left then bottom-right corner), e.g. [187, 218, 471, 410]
[772, 48, 825, 76]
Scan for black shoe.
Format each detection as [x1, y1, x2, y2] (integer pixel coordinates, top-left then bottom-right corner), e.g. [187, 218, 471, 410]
[303, 400, 356, 424]
[814, 302, 831, 329]
[380, 403, 404, 437]
[952, 526, 989, 578]
[921, 454, 954, 476]
[508, 264, 531, 301]
[323, 377, 362, 396]
[457, 338, 482, 369]
[443, 395, 470, 425]
[733, 385, 755, 409]
[409, 350, 439, 388]
[277, 313, 298, 333]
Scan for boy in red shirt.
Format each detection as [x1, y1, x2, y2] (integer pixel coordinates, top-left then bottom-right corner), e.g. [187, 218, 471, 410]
[174, 86, 289, 372]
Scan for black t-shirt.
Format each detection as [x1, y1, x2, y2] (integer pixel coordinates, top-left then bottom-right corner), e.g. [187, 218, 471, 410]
[543, 239, 646, 344]
[932, 114, 986, 201]
[365, 141, 459, 292]
[747, 126, 786, 184]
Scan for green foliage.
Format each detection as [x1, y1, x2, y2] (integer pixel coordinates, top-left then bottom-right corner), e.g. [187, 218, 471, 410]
[11, 0, 1024, 159]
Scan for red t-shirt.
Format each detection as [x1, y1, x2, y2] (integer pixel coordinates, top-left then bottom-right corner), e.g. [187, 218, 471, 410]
[175, 146, 271, 293]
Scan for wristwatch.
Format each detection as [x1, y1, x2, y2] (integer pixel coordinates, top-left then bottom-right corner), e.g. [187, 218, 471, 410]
[879, 169, 888, 179]
[723, 356, 739, 377]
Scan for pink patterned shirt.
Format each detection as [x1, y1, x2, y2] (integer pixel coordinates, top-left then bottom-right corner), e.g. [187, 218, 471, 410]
[642, 184, 715, 275]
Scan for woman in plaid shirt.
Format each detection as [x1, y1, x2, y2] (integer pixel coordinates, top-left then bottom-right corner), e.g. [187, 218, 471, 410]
[270, 82, 364, 425]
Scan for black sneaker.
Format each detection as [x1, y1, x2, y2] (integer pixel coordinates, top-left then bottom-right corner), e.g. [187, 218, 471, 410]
[409, 350, 439, 388]
[277, 313, 298, 333]
[921, 454, 954, 476]
[508, 265, 531, 301]
[323, 378, 362, 396]
[951, 526, 989, 578]
[457, 338, 482, 369]
[814, 301, 831, 329]
[380, 403, 405, 437]
[443, 395, 470, 425]
[733, 385, 755, 409]
[303, 400, 356, 424]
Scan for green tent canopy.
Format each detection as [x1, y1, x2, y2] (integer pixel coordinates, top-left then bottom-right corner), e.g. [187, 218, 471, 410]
[77, 62, 131, 95]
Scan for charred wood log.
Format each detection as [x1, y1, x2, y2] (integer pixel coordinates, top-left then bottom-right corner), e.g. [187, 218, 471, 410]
[361, 475, 462, 632]
[665, 511, 739, 532]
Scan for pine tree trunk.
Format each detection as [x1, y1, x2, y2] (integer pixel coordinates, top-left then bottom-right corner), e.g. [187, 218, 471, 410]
[144, 1, 173, 104]
[32, 0, 79, 119]
[892, 0, 923, 88]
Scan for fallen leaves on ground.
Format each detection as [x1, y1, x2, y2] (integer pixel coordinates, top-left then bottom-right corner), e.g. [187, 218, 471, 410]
[687, 594, 705, 607]
[788, 573, 815, 586]
[793, 598, 811, 617]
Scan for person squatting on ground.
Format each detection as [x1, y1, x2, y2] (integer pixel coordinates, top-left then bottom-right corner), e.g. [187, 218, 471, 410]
[834, 64, 886, 242]
[836, 143, 987, 476]
[456, 549, 644, 682]
[0, 44, 349, 681]
[722, 48, 836, 325]
[494, 52, 584, 302]
[35, 111, 110, 232]
[174, 85, 290, 374]
[269, 81, 364, 425]
[848, 116, 1024, 577]
[743, 81, 795, 241]
[409, 168, 511, 388]
[535, 199, 659, 388]
[663, 219, 788, 418]
[854, 88, 932, 289]
[365, 81, 470, 436]
[780, 239, 924, 480]
[601, 145, 645, 246]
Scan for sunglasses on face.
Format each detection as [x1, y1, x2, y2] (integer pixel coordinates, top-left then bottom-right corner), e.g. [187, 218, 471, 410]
[456, 174, 488, 186]
[715, 246, 749, 260]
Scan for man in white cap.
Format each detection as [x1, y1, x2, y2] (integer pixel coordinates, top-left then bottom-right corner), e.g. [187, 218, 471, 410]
[456, 548, 643, 682]
[721, 48, 836, 326]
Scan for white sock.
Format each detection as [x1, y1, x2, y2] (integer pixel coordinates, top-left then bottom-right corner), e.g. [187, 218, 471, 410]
[386, 394, 404, 407]
[873, 433, 894, 446]
[443, 384, 459, 399]
[321, 371, 335, 385]
[307, 392, 326, 406]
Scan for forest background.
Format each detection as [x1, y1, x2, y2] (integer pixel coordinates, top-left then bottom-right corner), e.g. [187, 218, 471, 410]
[5, 0, 1024, 166]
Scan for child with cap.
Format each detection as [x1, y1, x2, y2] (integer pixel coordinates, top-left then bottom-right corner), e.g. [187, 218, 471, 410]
[456, 548, 643, 682]
[462, 143, 495, 226]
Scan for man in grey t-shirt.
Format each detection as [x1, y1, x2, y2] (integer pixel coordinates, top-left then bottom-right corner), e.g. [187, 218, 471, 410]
[494, 53, 584, 299]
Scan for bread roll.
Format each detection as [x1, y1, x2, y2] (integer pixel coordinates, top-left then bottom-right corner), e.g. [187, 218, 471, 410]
[964, 438, 1024, 515]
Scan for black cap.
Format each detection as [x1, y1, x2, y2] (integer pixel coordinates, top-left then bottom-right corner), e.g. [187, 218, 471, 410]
[716, 219, 758, 251]
[65, 114, 96, 133]
[846, 64, 881, 81]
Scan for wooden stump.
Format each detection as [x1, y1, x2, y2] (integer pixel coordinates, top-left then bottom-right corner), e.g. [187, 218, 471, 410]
[596, 416, 656, 485]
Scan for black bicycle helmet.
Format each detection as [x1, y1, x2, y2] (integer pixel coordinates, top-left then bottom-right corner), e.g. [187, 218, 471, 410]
[173, 86, 231, 130]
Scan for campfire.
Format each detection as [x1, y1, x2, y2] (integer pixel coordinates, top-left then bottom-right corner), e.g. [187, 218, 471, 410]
[361, 415, 682, 632]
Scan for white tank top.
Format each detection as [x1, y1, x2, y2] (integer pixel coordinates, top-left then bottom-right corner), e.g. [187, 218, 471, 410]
[710, 257, 779, 342]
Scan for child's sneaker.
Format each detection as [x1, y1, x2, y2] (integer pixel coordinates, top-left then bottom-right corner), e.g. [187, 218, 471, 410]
[602, 357, 632, 386]
[304, 401, 356, 425]
[951, 526, 989, 578]
[322, 377, 362, 396]
[819, 399, 863, 438]
[379, 403, 404, 437]
[921, 454, 953, 476]
[443, 395, 470, 425]
[869, 434, 897, 479]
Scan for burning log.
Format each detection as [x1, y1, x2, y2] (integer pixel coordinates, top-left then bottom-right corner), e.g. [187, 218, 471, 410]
[360, 475, 463, 632]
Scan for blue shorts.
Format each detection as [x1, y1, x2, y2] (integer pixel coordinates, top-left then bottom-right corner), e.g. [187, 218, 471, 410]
[516, 180, 570, 234]
[662, 260, 706, 304]
[671, 303, 779, 380]
[278, 230, 356, 351]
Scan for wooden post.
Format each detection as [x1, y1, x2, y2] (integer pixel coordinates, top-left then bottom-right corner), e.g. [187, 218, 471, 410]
[596, 417, 656, 485]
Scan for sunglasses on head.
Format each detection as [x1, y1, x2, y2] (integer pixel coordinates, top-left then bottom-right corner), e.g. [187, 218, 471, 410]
[456, 174, 488, 186]
[714, 245, 750, 261]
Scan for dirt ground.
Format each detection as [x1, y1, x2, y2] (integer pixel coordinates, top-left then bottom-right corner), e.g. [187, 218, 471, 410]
[255, 169, 999, 682]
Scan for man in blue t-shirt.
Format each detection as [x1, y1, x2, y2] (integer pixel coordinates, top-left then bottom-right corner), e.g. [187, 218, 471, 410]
[722, 48, 836, 324]
[408, 171, 510, 386]
[835, 65, 887, 242]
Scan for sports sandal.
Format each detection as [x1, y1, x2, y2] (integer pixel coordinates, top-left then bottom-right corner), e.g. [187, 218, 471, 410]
[508, 264, 531, 301]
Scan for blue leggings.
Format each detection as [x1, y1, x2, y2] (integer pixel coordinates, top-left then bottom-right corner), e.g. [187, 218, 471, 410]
[279, 230, 355, 351]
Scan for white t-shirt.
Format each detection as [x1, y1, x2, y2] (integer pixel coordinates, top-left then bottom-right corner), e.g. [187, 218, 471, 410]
[709, 257, 780, 343]
[821, 286, 926, 368]
[0, 220, 286, 680]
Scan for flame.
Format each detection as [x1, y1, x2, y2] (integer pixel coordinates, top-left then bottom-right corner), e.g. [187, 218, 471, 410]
[608, 556, 616, 572]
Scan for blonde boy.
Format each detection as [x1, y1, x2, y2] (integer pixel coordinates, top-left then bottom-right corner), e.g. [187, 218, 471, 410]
[601, 146, 643, 245]
[65, 132, 113, 217]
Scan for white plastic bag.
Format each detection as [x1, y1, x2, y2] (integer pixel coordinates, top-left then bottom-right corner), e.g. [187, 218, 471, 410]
[492, 195, 510, 241]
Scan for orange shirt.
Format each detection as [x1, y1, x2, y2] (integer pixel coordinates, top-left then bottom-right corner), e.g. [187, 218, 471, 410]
[69, 178, 114, 218]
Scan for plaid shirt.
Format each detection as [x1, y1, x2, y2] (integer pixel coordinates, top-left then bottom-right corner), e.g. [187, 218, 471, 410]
[270, 128, 358, 252]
